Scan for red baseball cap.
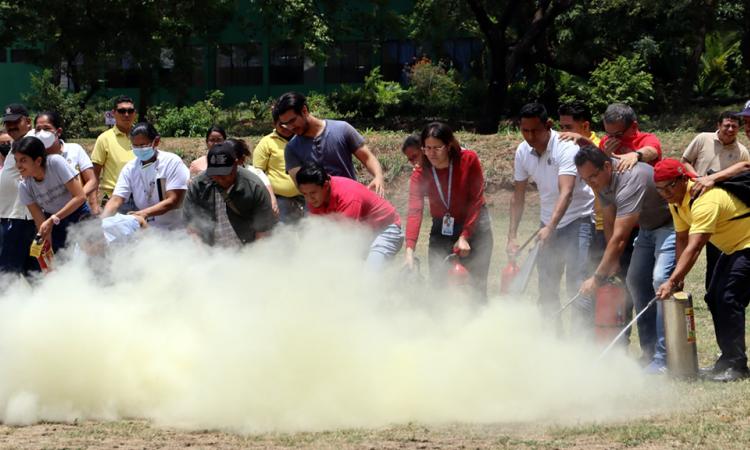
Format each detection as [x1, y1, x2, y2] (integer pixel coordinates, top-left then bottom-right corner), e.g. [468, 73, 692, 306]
[653, 158, 697, 182]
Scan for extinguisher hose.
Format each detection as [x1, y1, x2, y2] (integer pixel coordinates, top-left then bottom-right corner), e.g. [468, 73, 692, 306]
[552, 292, 582, 318]
[517, 227, 542, 254]
[598, 296, 658, 360]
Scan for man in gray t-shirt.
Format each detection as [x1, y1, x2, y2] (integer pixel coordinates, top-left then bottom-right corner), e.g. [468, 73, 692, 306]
[574, 145, 675, 373]
[274, 92, 386, 196]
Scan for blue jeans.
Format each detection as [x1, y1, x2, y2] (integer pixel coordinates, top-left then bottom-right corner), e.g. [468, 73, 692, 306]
[366, 223, 404, 270]
[0, 218, 40, 275]
[276, 195, 305, 224]
[626, 224, 676, 364]
[537, 217, 594, 329]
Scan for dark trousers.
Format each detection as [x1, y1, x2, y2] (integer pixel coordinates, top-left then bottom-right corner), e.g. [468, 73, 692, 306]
[706, 248, 750, 370]
[48, 204, 90, 252]
[428, 207, 493, 301]
[0, 218, 40, 275]
[704, 241, 721, 297]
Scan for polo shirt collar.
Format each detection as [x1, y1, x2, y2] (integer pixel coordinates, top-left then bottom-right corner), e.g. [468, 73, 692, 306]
[113, 126, 128, 137]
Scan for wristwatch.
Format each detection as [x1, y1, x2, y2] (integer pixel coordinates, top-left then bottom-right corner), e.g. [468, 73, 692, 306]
[51, 214, 61, 225]
[636, 150, 643, 162]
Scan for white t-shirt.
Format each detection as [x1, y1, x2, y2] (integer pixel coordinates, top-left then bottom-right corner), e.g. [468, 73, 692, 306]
[514, 130, 594, 228]
[0, 151, 31, 220]
[19, 154, 77, 213]
[60, 141, 93, 174]
[113, 151, 189, 229]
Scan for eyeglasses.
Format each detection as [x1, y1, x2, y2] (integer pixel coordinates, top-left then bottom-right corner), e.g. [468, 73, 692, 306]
[116, 108, 136, 115]
[421, 145, 446, 152]
[654, 179, 680, 193]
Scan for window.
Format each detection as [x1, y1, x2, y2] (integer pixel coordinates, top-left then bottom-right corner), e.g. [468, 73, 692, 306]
[0, 50, 7, 63]
[270, 43, 303, 85]
[443, 38, 483, 78]
[10, 49, 39, 64]
[381, 40, 417, 82]
[325, 42, 372, 83]
[216, 43, 263, 86]
[105, 53, 140, 88]
[158, 47, 206, 87]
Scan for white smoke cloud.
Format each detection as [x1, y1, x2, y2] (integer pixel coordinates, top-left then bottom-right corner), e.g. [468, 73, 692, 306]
[0, 219, 670, 433]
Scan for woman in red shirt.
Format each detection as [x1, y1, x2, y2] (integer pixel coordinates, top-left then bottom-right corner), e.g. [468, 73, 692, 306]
[404, 122, 493, 299]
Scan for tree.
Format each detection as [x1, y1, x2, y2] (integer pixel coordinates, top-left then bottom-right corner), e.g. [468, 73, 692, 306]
[0, 0, 233, 111]
[410, 0, 574, 133]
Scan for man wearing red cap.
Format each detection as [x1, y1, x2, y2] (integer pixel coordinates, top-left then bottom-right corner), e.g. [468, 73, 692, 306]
[655, 158, 750, 382]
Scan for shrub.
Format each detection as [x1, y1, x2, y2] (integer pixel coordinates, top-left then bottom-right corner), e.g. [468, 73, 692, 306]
[22, 69, 101, 138]
[147, 92, 222, 137]
[587, 55, 654, 118]
[329, 67, 405, 120]
[405, 57, 461, 118]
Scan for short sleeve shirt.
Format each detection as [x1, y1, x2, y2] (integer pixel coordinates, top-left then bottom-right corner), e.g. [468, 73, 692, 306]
[113, 151, 189, 229]
[669, 180, 750, 254]
[681, 132, 750, 176]
[599, 130, 662, 165]
[513, 130, 594, 227]
[91, 127, 135, 196]
[285, 120, 365, 179]
[60, 142, 93, 174]
[308, 176, 400, 230]
[598, 159, 672, 230]
[19, 154, 78, 213]
[0, 151, 31, 219]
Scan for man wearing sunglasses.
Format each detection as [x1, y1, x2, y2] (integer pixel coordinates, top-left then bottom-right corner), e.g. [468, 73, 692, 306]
[598, 103, 662, 173]
[575, 145, 675, 374]
[91, 96, 137, 207]
[654, 158, 750, 382]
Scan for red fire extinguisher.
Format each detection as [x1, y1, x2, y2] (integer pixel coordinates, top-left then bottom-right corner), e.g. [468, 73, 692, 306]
[594, 277, 627, 344]
[29, 234, 54, 273]
[500, 260, 520, 294]
[445, 252, 470, 286]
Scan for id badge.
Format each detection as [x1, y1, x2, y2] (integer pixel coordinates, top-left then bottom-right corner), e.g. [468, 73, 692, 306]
[441, 214, 455, 236]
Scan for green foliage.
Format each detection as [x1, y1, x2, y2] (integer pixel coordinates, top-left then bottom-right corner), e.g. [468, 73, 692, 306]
[21, 69, 100, 139]
[587, 56, 655, 117]
[305, 92, 342, 119]
[329, 67, 405, 120]
[695, 32, 741, 97]
[405, 58, 461, 118]
[147, 93, 222, 138]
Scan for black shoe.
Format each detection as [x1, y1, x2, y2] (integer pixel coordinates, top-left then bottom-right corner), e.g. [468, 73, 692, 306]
[699, 365, 721, 378]
[709, 367, 750, 382]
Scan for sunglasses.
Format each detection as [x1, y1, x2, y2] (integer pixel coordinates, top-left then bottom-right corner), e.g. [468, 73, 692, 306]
[116, 108, 136, 115]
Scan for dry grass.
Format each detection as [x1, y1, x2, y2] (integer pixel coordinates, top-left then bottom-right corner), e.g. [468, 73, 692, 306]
[5, 130, 749, 448]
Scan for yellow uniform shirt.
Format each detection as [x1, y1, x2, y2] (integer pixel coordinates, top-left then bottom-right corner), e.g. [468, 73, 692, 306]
[669, 180, 750, 254]
[586, 132, 605, 231]
[252, 130, 300, 198]
[91, 127, 135, 196]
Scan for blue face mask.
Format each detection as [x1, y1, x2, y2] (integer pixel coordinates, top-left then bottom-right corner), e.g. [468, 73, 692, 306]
[133, 146, 155, 162]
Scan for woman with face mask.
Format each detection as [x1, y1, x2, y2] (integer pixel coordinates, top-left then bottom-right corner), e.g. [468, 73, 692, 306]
[15, 136, 89, 251]
[100, 122, 190, 230]
[34, 111, 100, 215]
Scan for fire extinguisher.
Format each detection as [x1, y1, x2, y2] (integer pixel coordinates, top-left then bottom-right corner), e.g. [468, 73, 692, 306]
[594, 277, 627, 344]
[500, 260, 520, 294]
[29, 234, 54, 273]
[445, 252, 470, 286]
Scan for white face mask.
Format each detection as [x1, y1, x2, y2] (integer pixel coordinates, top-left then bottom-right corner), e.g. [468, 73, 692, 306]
[33, 129, 57, 149]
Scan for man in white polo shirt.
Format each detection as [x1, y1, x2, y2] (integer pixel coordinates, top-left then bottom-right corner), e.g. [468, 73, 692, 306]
[508, 102, 595, 331]
[101, 122, 189, 229]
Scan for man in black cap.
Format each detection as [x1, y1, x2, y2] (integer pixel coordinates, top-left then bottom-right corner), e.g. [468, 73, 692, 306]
[0, 103, 39, 274]
[183, 142, 276, 247]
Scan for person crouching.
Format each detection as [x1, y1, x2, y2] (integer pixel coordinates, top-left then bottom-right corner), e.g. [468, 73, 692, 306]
[296, 161, 403, 270]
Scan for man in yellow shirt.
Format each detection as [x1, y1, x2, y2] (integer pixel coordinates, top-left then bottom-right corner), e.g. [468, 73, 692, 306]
[91, 96, 137, 203]
[654, 158, 750, 382]
[253, 109, 305, 223]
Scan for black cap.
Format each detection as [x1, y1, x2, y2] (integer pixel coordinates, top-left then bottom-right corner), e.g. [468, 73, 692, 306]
[206, 142, 237, 176]
[3, 103, 29, 122]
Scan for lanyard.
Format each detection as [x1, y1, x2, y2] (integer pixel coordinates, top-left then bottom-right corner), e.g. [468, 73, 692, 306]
[431, 162, 452, 210]
[139, 159, 159, 202]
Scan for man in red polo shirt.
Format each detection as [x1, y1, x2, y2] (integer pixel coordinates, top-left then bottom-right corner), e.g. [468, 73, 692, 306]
[598, 103, 662, 172]
[296, 161, 403, 270]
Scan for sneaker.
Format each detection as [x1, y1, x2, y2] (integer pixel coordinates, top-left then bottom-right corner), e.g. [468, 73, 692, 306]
[644, 359, 668, 375]
[709, 366, 750, 382]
